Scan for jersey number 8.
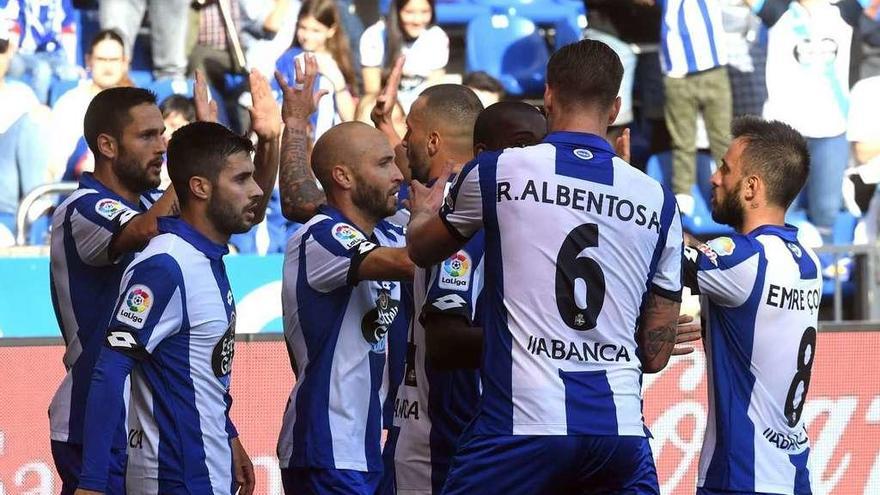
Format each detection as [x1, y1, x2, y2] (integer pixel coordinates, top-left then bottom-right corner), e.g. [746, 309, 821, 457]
[555, 223, 606, 331]
[784, 326, 817, 427]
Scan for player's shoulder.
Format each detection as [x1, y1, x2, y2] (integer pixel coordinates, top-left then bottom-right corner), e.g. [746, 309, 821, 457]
[693, 232, 763, 269]
[375, 220, 406, 247]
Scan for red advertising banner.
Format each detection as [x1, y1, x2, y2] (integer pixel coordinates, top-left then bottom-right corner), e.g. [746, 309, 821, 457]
[2, 334, 879, 494]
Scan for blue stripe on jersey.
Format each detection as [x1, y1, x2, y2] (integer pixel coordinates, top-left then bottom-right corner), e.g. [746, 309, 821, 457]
[704, 241, 768, 490]
[384, 285, 411, 428]
[472, 150, 514, 433]
[791, 447, 811, 493]
[448, 157, 480, 211]
[290, 233, 351, 468]
[559, 370, 617, 434]
[545, 132, 615, 186]
[677, 2, 699, 73]
[660, 14, 673, 74]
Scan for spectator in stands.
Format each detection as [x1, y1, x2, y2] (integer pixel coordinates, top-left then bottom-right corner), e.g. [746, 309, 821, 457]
[843, 75, 880, 242]
[463, 71, 505, 108]
[745, 0, 877, 241]
[46, 30, 131, 183]
[856, 2, 880, 78]
[188, 0, 245, 94]
[3, 0, 81, 105]
[100, 0, 189, 79]
[240, 0, 302, 76]
[360, 0, 448, 111]
[0, 24, 47, 246]
[275, 0, 358, 121]
[159, 94, 196, 188]
[642, 0, 732, 217]
[721, 0, 767, 117]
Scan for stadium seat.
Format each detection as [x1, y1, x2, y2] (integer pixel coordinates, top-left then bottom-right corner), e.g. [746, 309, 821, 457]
[645, 151, 733, 237]
[465, 13, 550, 96]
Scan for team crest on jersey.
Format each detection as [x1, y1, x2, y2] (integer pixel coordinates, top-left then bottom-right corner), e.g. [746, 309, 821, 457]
[332, 223, 366, 250]
[708, 237, 736, 256]
[787, 242, 803, 258]
[116, 285, 153, 329]
[212, 312, 236, 379]
[573, 149, 594, 160]
[439, 251, 471, 291]
[95, 198, 125, 220]
[361, 282, 399, 353]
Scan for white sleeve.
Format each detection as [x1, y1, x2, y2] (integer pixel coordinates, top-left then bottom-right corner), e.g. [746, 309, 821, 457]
[651, 206, 683, 299]
[421, 26, 449, 71]
[439, 160, 484, 240]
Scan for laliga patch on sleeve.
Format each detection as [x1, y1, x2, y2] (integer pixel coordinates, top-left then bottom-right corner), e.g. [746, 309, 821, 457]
[95, 198, 127, 221]
[438, 250, 472, 291]
[707, 237, 736, 257]
[695, 243, 719, 266]
[116, 284, 154, 329]
[332, 223, 367, 250]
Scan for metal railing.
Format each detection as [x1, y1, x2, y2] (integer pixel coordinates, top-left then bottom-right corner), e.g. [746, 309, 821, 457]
[815, 243, 880, 325]
[14, 182, 77, 246]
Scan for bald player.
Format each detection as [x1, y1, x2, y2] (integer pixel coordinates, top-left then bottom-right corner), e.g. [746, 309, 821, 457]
[276, 121, 422, 495]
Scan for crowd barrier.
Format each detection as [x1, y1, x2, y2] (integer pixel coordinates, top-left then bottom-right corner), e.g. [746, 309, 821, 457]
[1, 331, 879, 494]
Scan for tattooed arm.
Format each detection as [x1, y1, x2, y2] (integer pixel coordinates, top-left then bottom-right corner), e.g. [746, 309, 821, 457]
[275, 55, 329, 223]
[636, 292, 681, 373]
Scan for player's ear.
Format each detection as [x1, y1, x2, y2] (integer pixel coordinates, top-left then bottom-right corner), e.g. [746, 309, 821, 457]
[427, 131, 440, 157]
[332, 164, 354, 190]
[96, 133, 117, 160]
[743, 175, 759, 202]
[543, 84, 553, 114]
[189, 175, 212, 202]
[607, 96, 622, 126]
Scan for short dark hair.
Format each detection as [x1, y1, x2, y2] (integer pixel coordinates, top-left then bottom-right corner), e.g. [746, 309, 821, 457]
[418, 84, 484, 133]
[83, 87, 157, 158]
[88, 29, 125, 55]
[463, 71, 505, 97]
[159, 94, 196, 122]
[473, 101, 546, 151]
[167, 122, 255, 206]
[732, 116, 810, 209]
[546, 39, 622, 110]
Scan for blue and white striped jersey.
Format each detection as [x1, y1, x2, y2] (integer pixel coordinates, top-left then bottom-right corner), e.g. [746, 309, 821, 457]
[79, 216, 240, 494]
[660, 0, 727, 77]
[278, 205, 409, 472]
[440, 131, 683, 437]
[389, 227, 484, 495]
[684, 225, 821, 495]
[48, 172, 161, 447]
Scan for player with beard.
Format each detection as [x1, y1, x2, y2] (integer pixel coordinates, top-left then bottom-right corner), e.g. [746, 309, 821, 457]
[50, 71, 281, 494]
[48, 87, 178, 495]
[682, 117, 821, 495]
[76, 121, 266, 495]
[276, 119, 422, 494]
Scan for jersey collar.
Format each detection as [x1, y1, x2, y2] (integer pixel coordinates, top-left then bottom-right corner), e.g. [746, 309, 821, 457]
[79, 172, 141, 210]
[543, 131, 616, 155]
[157, 216, 229, 260]
[748, 223, 800, 242]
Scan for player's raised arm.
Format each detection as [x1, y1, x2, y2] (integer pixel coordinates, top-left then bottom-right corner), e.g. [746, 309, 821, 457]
[276, 54, 329, 223]
[248, 69, 282, 224]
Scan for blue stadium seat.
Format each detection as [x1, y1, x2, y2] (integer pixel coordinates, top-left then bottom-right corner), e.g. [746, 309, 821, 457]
[645, 151, 733, 237]
[465, 13, 549, 96]
[48, 78, 80, 107]
[434, 0, 491, 25]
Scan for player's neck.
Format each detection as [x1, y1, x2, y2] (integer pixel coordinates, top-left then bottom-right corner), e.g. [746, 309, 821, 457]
[548, 114, 608, 140]
[331, 196, 378, 236]
[740, 208, 787, 235]
[180, 208, 230, 246]
[428, 155, 466, 181]
[92, 162, 140, 205]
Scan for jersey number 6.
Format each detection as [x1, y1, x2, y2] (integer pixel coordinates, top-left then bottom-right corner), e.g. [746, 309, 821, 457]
[555, 223, 606, 331]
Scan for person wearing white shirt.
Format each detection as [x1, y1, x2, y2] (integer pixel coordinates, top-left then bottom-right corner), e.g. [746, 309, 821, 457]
[359, 0, 449, 112]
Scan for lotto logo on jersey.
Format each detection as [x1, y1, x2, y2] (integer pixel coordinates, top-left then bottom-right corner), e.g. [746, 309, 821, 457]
[95, 198, 125, 220]
[439, 251, 471, 291]
[332, 223, 366, 250]
[787, 242, 803, 258]
[708, 237, 736, 256]
[116, 285, 153, 329]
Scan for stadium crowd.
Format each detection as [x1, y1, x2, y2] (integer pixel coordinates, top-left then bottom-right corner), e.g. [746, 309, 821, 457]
[1, 0, 879, 494]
